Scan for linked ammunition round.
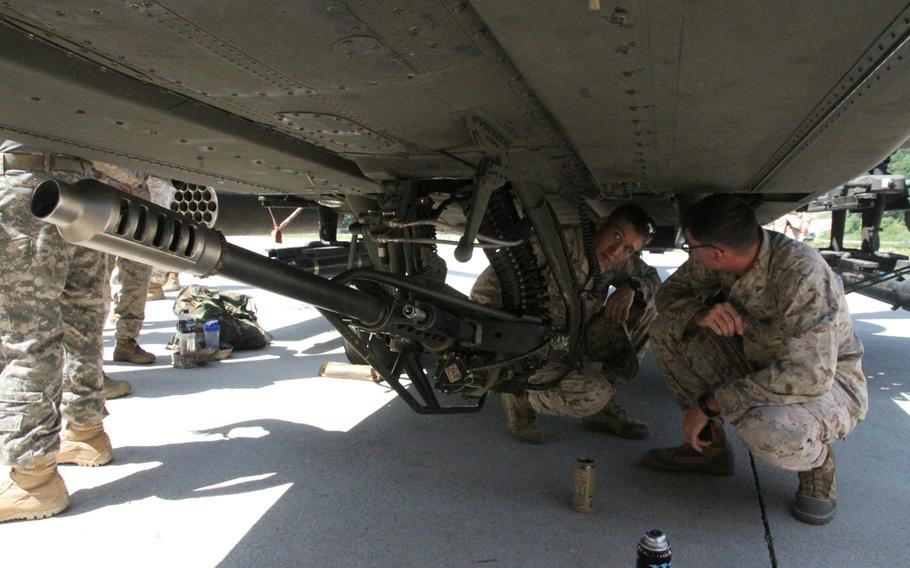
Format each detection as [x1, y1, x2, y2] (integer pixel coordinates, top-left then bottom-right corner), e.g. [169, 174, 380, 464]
[571, 457, 596, 512]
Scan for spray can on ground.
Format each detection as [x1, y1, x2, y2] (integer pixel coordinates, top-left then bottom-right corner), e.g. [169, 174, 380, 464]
[636, 529, 672, 568]
[571, 457, 596, 512]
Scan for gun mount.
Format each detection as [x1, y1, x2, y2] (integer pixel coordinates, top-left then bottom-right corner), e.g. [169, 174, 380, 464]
[30, 179, 557, 413]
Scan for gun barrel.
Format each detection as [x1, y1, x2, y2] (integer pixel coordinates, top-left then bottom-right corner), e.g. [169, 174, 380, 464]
[30, 179, 387, 326]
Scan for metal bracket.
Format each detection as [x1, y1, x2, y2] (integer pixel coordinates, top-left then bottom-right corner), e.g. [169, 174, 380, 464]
[455, 156, 508, 261]
[456, 115, 510, 262]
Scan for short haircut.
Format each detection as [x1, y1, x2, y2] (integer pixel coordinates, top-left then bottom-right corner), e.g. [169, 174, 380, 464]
[681, 194, 760, 252]
[605, 203, 655, 244]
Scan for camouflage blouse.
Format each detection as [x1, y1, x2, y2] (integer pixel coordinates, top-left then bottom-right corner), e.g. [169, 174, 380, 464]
[656, 229, 868, 423]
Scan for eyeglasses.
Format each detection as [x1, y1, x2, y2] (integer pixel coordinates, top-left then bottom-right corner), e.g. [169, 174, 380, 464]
[680, 242, 719, 253]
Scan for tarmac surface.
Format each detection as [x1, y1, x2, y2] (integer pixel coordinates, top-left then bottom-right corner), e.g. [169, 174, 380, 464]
[2, 236, 908, 567]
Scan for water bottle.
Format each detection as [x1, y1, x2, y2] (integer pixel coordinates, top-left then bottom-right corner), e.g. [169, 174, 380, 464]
[177, 314, 197, 353]
[203, 320, 220, 351]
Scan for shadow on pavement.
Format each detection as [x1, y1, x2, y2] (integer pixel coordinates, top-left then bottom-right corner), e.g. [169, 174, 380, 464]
[104, 317, 344, 399]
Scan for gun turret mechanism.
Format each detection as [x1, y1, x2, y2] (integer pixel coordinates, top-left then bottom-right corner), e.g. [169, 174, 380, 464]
[31, 179, 557, 413]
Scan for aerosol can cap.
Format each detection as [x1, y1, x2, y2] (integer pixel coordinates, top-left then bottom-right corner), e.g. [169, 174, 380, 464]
[642, 529, 669, 552]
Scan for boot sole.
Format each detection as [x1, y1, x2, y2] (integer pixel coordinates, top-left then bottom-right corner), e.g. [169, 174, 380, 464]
[103, 386, 132, 400]
[58, 450, 112, 467]
[507, 428, 543, 444]
[792, 507, 835, 525]
[58, 455, 111, 467]
[113, 355, 155, 364]
[792, 495, 836, 525]
[0, 499, 69, 523]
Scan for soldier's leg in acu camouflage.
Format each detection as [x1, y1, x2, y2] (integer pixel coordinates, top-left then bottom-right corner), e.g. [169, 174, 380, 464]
[110, 256, 155, 366]
[59, 243, 113, 467]
[104, 163, 155, 366]
[95, 256, 133, 399]
[640, 320, 746, 476]
[0, 168, 84, 522]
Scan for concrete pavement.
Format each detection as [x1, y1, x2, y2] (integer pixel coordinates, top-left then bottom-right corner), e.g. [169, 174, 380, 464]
[1, 237, 907, 567]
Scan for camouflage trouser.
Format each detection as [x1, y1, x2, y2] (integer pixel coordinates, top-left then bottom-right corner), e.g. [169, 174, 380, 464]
[650, 317, 859, 471]
[584, 301, 657, 386]
[150, 267, 168, 286]
[471, 263, 658, 417]
[105, 256, 151, 342]
[0, 170, 107, 468]
[527, 361, 617, 418]
[101, 173, 151, 342]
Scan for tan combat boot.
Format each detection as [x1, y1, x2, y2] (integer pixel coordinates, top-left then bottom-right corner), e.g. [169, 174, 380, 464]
[640, 424, 734, 476]
[102, 372, 132, 400]
[113, 339, 156, 364]
[0, 456, 70, 522]
[58, 422, 112, 467]
[502, 393, 543, 444]
[146, 282, 165, 301]
[792, 446, 837, 525]
[582, 402, 651, 439]
[161, 272, 181, 292]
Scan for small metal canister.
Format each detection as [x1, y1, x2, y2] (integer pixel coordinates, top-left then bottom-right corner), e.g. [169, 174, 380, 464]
[636, 529, 672, 568]
[571, 457, 596, 512]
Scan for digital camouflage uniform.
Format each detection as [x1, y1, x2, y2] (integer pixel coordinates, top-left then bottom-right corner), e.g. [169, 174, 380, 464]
[0, 143, 107, 467]
[651, 229, 868, 471]
[470, 226, 660, 417]
[146, 175, 176, 290]
[92, 162, 152, 343]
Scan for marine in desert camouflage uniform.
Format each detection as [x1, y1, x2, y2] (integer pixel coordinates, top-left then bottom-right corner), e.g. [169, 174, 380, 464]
[470, 204, 660, 444]
[0, 141, 115, 523]
[641, 194, 868, 525]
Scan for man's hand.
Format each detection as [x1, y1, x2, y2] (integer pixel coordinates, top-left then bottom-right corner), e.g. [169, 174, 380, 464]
[694, 302, 745, 337]
[603, 285, 635, 322]
[682, 407, 712, 452]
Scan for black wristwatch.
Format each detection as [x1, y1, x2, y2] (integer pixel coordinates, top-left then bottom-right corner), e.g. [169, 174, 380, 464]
[698, 391, 720, 418]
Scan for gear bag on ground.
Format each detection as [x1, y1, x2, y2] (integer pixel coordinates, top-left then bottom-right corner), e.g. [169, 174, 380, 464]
[171, 285, 272, 350]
